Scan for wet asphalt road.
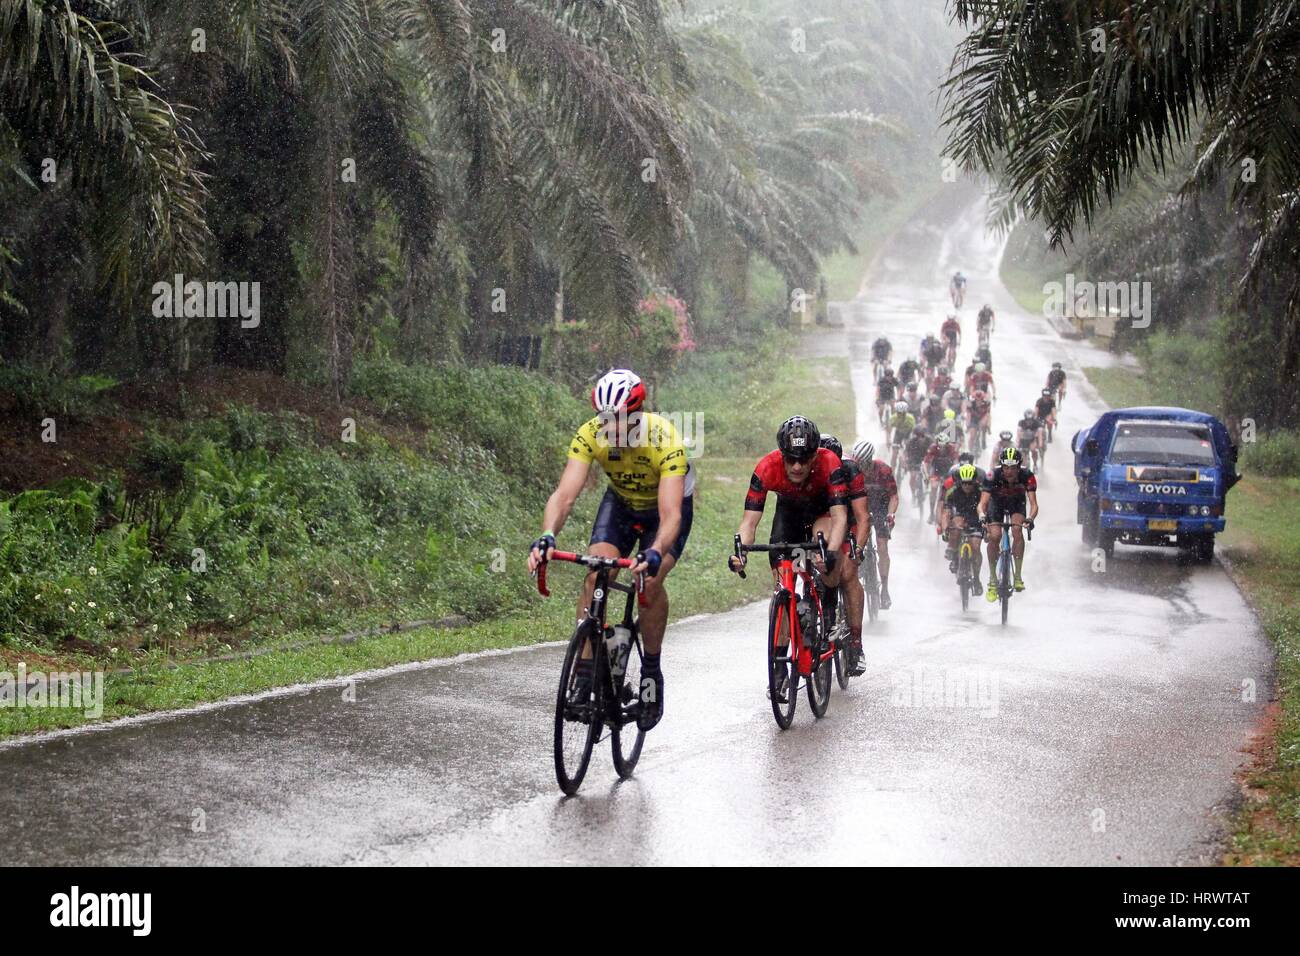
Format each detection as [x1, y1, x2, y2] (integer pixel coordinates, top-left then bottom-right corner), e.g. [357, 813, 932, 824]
[1, 186, 1271, 865]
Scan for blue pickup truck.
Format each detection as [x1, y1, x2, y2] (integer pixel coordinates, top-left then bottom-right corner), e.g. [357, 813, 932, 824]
[1072, 407, 1240, 563]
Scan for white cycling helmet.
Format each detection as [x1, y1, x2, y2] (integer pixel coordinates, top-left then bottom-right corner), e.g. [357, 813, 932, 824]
[850, 440, 874, 465]
[591, 368, 646, 413]
[894, 400, 908, 413]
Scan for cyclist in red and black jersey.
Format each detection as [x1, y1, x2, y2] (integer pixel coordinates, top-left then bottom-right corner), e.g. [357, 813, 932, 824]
[731, 418, 852, 693]
[941, 314, 961, 364]
[979, 446, 1039, 600]
[923, 435, 960, 524]
[848, 440, 899, 610]
[732, 415, 850, 582]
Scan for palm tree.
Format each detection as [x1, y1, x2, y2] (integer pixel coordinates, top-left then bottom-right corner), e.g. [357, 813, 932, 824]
[941, 0, 1300, 412]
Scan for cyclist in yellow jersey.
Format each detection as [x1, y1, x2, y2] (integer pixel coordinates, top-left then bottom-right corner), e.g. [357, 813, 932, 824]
[527, 369, 691, 731]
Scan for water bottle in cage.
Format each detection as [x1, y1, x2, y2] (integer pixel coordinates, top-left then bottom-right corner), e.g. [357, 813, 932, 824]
[606, 625, 632, 680]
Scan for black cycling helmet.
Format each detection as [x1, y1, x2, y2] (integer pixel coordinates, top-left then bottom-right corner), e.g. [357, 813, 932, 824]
[1052, 361, 1063, 369]
[928, 394, 941, 405]
[777, 416, 820, 461]
[958, 451, 975, 465]
[913, 423, 930, 437]
[819, 434, 843, 460]
[999, 446, 1023, 466]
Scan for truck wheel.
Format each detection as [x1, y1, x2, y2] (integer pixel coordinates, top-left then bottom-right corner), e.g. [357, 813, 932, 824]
[1098, 530, 1116, 560]
[1195, 535, 1215, 564]
[1082, 512, 1099, 547]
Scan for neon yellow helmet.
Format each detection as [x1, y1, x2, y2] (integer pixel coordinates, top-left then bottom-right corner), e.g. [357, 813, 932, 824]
[943, 409, 957, 420]
[958, 463, 977, 482]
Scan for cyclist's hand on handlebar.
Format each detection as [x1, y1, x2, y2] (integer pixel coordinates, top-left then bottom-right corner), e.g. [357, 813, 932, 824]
[1023, 518, 1035, 532]
[527, 534, 556, 574]
[885, 513, 896, 529]
[632, 548, 662, 577]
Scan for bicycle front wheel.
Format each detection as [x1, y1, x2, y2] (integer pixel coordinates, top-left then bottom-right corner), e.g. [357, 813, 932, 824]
[554, 621, 601, 795]
[768, 595, 798, 729]
[610, 636, 646, 779]
[999, 551, 1012, 625]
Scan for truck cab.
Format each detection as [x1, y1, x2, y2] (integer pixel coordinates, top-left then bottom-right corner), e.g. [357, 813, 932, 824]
[1072, 407, 1239, 563]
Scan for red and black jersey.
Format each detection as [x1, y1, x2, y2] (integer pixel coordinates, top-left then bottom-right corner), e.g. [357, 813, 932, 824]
[941, 318, 960, 342]
[839, 459, 870, 501]
[859, 459, 898, 500]
[982, 466, 1038, 499]
[970, 370, 994, 392]
[925, 442, 960, 475]
[745, 447, 849, 513]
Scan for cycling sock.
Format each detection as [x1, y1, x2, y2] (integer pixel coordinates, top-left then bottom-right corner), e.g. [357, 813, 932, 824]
[1014, 555, 1024, 578]
[641, 652, 661, 675]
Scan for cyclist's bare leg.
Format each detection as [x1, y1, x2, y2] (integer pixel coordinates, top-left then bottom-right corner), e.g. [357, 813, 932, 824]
[637, 552, 677, 654]
[877, 533, 891, 588]
[843, 547, 864, 630]
[985, 521, 1003, 571]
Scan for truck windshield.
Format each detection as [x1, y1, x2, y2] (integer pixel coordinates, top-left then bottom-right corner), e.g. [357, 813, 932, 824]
[1110, 422, 1217, 465]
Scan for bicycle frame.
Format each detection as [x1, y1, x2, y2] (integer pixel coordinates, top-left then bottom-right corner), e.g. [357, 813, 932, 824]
[733, 535, 835, 678]
[536, 551, 647, 722]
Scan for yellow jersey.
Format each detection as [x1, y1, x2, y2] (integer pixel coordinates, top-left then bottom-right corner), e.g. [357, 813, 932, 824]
[568, 412, 694, 509]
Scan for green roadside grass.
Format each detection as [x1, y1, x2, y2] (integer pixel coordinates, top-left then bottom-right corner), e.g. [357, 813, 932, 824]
[1083, 364, 1300, 865]
[0, 342, 855, 738]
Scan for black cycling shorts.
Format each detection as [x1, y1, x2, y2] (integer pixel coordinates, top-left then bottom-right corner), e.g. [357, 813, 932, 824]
[767, 502, 842, 569]
[590, 489, 693, 560]
[985, 495, 1027, 524]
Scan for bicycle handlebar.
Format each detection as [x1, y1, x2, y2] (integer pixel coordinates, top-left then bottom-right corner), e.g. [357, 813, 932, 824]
[533, 550, 642, 599]
[732, 531, 828, 580]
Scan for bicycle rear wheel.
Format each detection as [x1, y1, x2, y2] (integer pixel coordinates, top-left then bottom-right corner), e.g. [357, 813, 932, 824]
[610, 635, 646, 778]
[861, 552, 880, 624]
[807, 637, 832, 718]
[832, 590, 851, 690]
[554, 621, 601, 795]
[768, 594, 798, 729]
[958, 549, 971, 611]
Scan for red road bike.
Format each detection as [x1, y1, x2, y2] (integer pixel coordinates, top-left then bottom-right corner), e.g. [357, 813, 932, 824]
[731, 532, 839, 728]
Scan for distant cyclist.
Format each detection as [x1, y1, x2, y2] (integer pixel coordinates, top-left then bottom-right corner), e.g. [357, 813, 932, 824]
[949, 270, 967, 308]
[922, 394, 946, 432]
[871, 337, 892, 380]
[1047, 362, 1067, 407]
[1035, 388, 1057, 442]
[977, 303, 994, 335]
[897, 356, 922, 387]
[923, 429, 960, 524]
[902, 380, 924, 418]
[931, 364, 953, 397]
[1017, 408, 1044, 469]
[941, 313, 962, 364]
[876, 365, 900, 426]
[888, 400, 916, 472]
